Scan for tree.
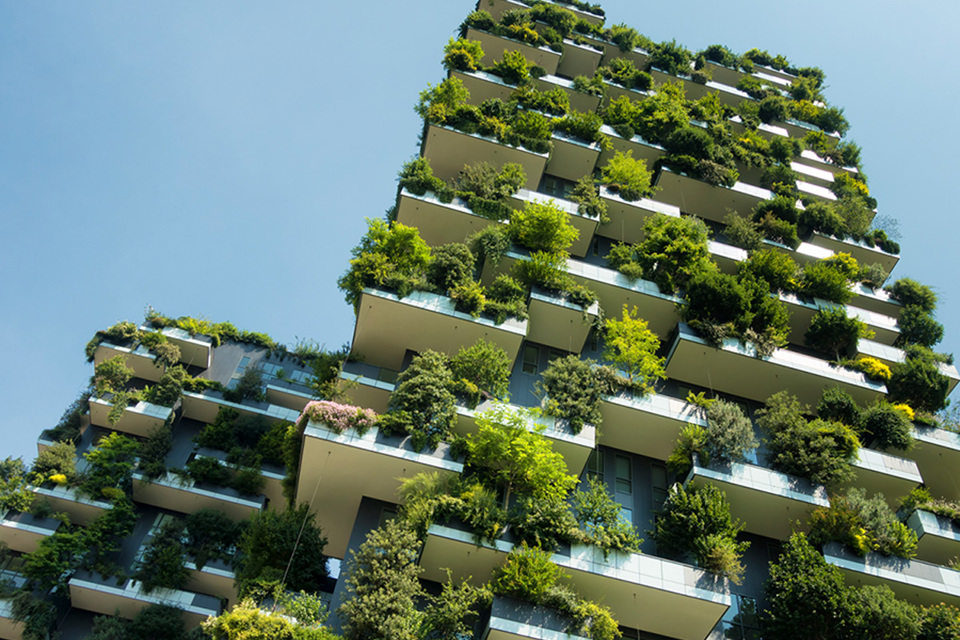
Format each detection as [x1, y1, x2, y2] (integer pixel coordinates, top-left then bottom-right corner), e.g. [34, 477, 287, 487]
[634, 214, 711, 294]
[603, 305, 665, 391]
[764, 532, 851, 640]
[538, 355, 603, 433]
[465, 407, 578, 507]
[236, 504, 328, 597]
[897, 305, 944, 348]
[848, 585, 921, 640]
[448, 339, 511, 405]
[888, 350, 951, 413]
[0, 457, 35, 512]
[133, 517, 189, 593]
[886, 278, 937, 312]
[738, 249, 797, 292]
[93, 354, 134, 395]
[385, 350, 457, 451]
[861, 402, 913, 452]
[804, 307, 872, 360]
[571, 477, 643, 556]
[338, 519, 423, 640]
[338, 219, 432, 309]
[80, 432, 140, 500]
[598, 150, 653, 201]
[426, 243, 476, 293]
[507, 200, 579, 253]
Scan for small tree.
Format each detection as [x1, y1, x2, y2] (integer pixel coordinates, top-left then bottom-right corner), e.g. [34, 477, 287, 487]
[0, 457, 35, 512]
[507, 200, 579, 253]
[338, 519, 423, 640]
[426, 243, 476, 293]
[448, 339, 511, 406]
[538, 355, 603, 433]
[572, 477, 643, 556]
[888, 350, 951, 413]
[603, 306, 665, 392]
[634, 214, 711, 294]
[817, 387, 861, 427]
[599, 150, 653, 201]
[338, 219, 432, 309]
[897, 305, 944, 348]
[93, 354, 134, 395]
[860, 402, 914, 452]
[886, 278, 937, 312]
[385, 350, 457, 451]
[805, 307, 873, 360]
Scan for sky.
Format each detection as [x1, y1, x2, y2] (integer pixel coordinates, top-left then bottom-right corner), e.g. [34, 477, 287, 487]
[1, 0, 958, 464]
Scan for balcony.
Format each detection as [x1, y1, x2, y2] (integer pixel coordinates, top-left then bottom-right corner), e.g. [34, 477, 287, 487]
[337, 361, 397, 414]
[847, 448, 923, 508]
[0, 571, 27, 640]
[132, 471, 266, 521]
[649, 69, 752, 109]
[665, 323, 886, 406]
[525, 287, 600, 354]
[599, 390, 703, 460]
[420, 524, 732, 640]
[0, 510, 61, 554]
[855, 341, 959, 397]
[264, 384, 316, 413]
[905, 426, 960, 502]
[485, 596, 589, 640]
[396, 188, 501, 249]
[823, 541, 960, 608]
[594, 187, 680, 245]
[777, 294, 899, 347]
[906, 509, 960, 566]
[30, 484, 111, 527]
[452, 68, 518, 106]
[793, 149, 859, 179]
[709, 240, 748, 275]
[93, 342, 164, 382]
[808, 232, 900, 274]
[780, 117, 841, 140]
[483, 0, 605, 27]
[180, 390, 300, 426]
[465, 27, 561, 76]
[69, 570, 221, 628]
[422, 123, 548, 190]
[546, 131, 602, 183]
[351, 288, 528, 370]
[297, 421, 463, 558]
[194, 448, 285, 512]
[654, 167, 772, 223]
[597, 124, 665, 169]
[88, 396, 172, 437]
[564, 257, 682, 340]
[685, 458, 829, 541]
[849, 282, 902, 319]
[454, 400, 595, 475]
[185, 557, 238, 608]
[534, 74, 601, 113]
[144, 325, 213, 369]
[555, 38, 602, 79]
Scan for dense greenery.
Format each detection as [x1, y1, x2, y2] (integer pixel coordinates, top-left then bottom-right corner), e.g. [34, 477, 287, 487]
[667, 400, 757, 476]
[808, 487, 917, 558]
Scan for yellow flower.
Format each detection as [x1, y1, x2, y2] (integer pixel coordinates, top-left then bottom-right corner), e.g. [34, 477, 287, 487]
[49, 473, 67, 485]
[893, 403, 915, 421]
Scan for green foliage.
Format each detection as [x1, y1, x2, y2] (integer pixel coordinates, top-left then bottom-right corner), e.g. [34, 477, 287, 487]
[204, 598, 340, 640]
[919, 603, 960, 640]
[466, 407, 578, 506]
[817, 387, 862, 427]
[757, 392, 860, 486]
[138, 424, 173, 480]
[599, 151, 653, 201]
[492, 544, 564, 602]
[667, 400, 756, 477]
[600, 57, 652, 91]
[491, 49, 531, 85]
[553, 111, 609, 148]
[653, 483, 749, 583]
[134, 517, 190, 593]
[456, 161, 525, 205]
[897, 305, 944, 348]
[508, 200, 579, 253]
[764, 532, 852, 640]
[634, 214, 711, 294]
[10, 590, 58, 640]
[887, 278, 938, 312]
[888, 349, 951, 413]
[805, 307, 872, 359]
[338, 518, 422, 640]
[0, 457, 35, 512]
[603, 305, 665, 391]
[338, 219, 432, 309]
[223, 366, 266, 403]
[185, 508, 244, 570]
[93, 354, 134, 396]
[808, 487, 918, 558]
[449, 339, 511, 406]
[32, 440, 77, 485]
[798, 259, 855, 304]
[572, 477, 643, 555]
[398, 157, 446, 196]
[649, 39, 692, 76]
[682, 269, 749, 339]
[442, 37, 484, 73]
[236, 503, 328, 597]
[861, 402, 914, 452]
[427, 243, 476, 293]
[569, 175, 608, 223]
[739, 249, 797, 292]
[847, 586, 922, 640]
[385, 350, 457, 451]
[415, 77, 471, 122]
[722, 211, 764, 251]
[539, 355, 603, 433]
[81, 432, 140, 500]
[420, 574, 489, 640]
[144, 365, 189, 406]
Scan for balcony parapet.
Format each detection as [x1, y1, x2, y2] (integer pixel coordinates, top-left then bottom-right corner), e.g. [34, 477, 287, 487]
[906, 509, 960, 566]
[132, 471, 266, 521]
[94, 342, 164, 383]
[89, 395, 173, 437]
[848, 448, 923, 508]
[29, 483, 112, 527]
[0, 509, 61, 554]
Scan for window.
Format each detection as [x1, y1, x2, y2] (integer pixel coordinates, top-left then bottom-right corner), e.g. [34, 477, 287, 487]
[547, 349, 565, 364]
[541, 175, 574, 198]
[721, 595, 761, 640]
[586, 449, 604, 481]
[651, 463, 668, 510]
[522, 344, 540, 375]
[615, 455, 632, 494]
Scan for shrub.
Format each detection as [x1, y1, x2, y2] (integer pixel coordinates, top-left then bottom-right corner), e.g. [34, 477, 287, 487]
[682, 269, 749, 336]
[553, 111, 607, 147]
[860, 402, 914, 451]
[852, 356, 892, 382]
[738, 249, 797, 292]
[809, 487, 917, 558]
[398, 157, 445, 196]
[704, 400, 758, 464]
[897, 305, 944, 348]
[449, 339, 511, 405]
[512, 250, 572, 292]
[456, 160, 525, 203]
[634, 214, 711, 294]
[572, 477, 642, 556]
[93, 355, 134, 396]
[797, 260, 854, 304]
[757, 391, 860, 486]
[888, 351, 951, 413]
[133, 517, 189, 593]
[649, 39, 692, 76]
[339, 219, 432, 309]
[0, 458, 34, 512]
[508, 200, 579, 253]
[887, 278, 937, 312]
[817, 387, 861, 427]
[415, 77, 471, 122]
[81, 432, 140, 499]
[653, 483, 749, 583]
[442, 37, 484, 72]
[599, 151, 653, 201]
[32, 441, 77, 486]
[603, 305, 665, 391]
[756, 213, 800, 249]
[493, 543, 564, 602]
[385, 351, 457, 451]
[491, 49, 531, 85]
[569, 175, 608, 223]
[427, 243, 476, 293]
[450, 279, 487, 317]
[722, 211, 764, 251]
[920, 603, 960, 640]
[539, 355, 603, 433]
[805, 307, 872, 359]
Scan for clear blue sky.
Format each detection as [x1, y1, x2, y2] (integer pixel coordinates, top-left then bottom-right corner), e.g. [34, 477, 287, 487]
[1, 1, 957, 464]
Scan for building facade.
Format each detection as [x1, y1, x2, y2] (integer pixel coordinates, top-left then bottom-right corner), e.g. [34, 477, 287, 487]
[3, 1, 959, 639]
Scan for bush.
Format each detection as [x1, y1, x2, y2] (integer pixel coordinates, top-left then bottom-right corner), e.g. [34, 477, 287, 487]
[539, 355, 602, 433]
[571, 477, 642, 556]
[722, 211, 764, 251]
[133, 517, 189, 593]
[887, 278, 937, 312]
[398, 157, 445, 197]
[339, 220, 432, 309]
[897, 305, 944, 348]
[799, 200, 847, 237]
[739, 249, 797, 292]
[888, 351, 951, 413]
[449, 339, 511, 406]
[492, 544, 564, 602]
[512, 250, 572, 292]
[682, 269, 749, 335]
[634, 214, 711, 294]
[427, 243, 476, 293]
[32, 440, 77, 485]
[553, 111, 607, 147]
[852, 356, 892, 382]
[809, 487, 917, 558]
[93, 355, 134, 396]
[757, 391, 859, 486]
[861, 402, 913, 451]
[797, 260, 854, 304]
[442, 37, 484, 72]
[704, 400, 758, 464]
[817, 387, 861, 427]
[649, 39, 692, 76]
[386, 351, 457, 451]
[599, 151, 653, 201]
[653, 483, 748, 583]
[805, 307, 872, 360]
[508, 203, 578, 255]
[491, 49, 531, 85]
[456, 160, 525, 202]
[81, 432, 140, 499]
[756, 213, 800, 249]
[569, 175, 608, 223]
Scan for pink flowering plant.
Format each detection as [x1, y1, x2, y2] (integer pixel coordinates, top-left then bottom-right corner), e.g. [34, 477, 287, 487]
[299, 400, 378, 436]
